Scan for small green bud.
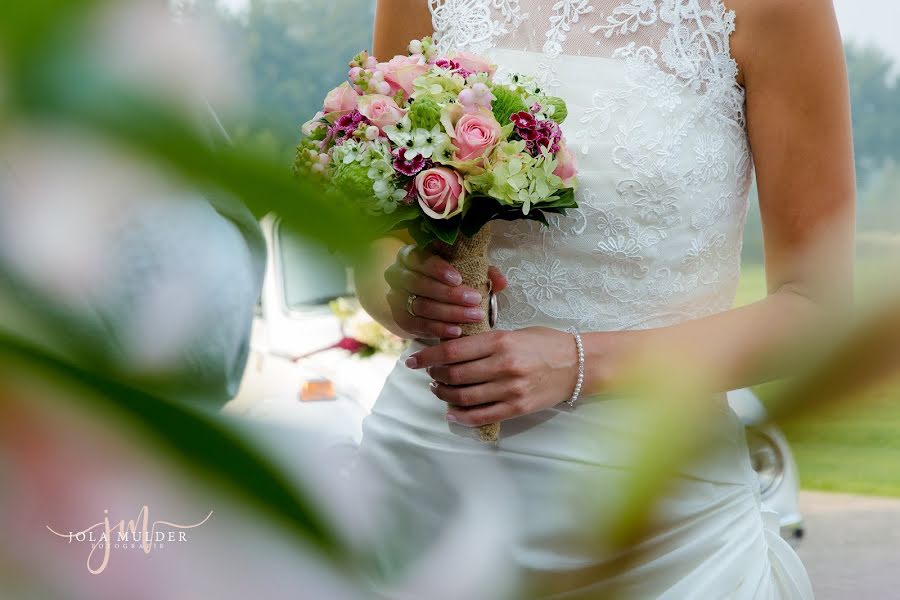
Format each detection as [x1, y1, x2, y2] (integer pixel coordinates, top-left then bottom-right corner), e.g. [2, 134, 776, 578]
[409, 96, 443, 130]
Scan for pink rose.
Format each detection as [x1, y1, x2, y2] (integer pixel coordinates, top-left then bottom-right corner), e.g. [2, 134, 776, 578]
[453, 112, 502, 162]
[415, 167, 465, 220]
[377, 55, 429, 97]
[322, 83, 359, 121]
[358, 94, 406, 130]
[553, 144, 578, 187]
[453, 51, 497, 76]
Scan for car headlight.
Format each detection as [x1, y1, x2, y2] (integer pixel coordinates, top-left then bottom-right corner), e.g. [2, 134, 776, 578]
[745, 428, 785, 497]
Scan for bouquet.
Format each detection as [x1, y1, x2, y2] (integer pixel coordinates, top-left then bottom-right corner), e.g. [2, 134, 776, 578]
[294, 37, 578, 442]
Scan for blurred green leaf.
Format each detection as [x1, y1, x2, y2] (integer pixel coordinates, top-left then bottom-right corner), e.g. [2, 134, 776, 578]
[0, 0, 110, 83]
[12, 50, 371, 257]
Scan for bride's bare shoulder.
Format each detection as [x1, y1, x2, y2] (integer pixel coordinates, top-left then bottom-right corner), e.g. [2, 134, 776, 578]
[374, 0, 434, 59]
[726, 0, 842, 85]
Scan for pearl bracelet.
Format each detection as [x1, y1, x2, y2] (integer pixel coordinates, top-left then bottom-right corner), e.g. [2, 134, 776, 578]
[565, 327, 585, 407]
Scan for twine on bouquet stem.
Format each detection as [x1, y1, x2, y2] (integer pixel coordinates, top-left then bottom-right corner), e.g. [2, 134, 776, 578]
[432, 224, 501, 443]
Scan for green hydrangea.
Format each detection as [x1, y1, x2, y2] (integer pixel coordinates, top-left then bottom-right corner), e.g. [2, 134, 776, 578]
[483, 143, 564, 214]
[542, 96, 568, 124]
[413, 70, 465, 103]
[409, 96, 442, 131]
[491, 86, 528, 126]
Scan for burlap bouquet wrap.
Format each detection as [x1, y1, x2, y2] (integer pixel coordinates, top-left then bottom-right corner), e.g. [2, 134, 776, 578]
[432, 224, 500, 443]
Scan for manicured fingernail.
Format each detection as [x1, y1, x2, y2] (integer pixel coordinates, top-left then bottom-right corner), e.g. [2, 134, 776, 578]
[447, 326, 462, 337]
[465, 308, 485, 321]
[462, 291, 482, 305]
[405, 356, 418, 369]
[445, 271, 462, 285]
[446, 413, 458, 423]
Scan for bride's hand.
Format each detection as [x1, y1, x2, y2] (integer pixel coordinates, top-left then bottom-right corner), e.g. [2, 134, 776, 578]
[385, 244, 508, 340]
[405, 327, 582, 426]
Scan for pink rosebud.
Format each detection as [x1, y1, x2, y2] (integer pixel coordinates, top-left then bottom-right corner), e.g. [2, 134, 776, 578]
[301, 111, 326, 136]
[323, 82, 359, 121]
[553, 144, 578, 187]
[358, 94, 407, 130]
[453, 112, 502, 162]
[453, 51, 497, 76]
[415, 167, 465, 220]
[378, 55, 428, 96]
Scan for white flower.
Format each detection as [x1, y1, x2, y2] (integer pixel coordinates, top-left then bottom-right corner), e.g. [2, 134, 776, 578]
[384, 115, 414, 147]
[408, 126, 451, 159]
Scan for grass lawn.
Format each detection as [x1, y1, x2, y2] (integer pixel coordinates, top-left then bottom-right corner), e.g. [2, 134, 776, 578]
[736, 261, 900, 497]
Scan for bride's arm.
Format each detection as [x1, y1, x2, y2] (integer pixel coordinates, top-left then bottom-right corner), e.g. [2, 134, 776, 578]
[373, 0, 432, 58]
[606, 0, 856, 391]
[407, 0, 856, 426]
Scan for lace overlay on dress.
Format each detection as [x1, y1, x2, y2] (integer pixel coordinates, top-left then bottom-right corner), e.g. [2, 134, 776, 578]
[428, 0, 753, 331]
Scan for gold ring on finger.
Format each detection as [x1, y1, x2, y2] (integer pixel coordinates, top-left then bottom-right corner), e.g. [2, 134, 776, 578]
[406, 293, 418, 317]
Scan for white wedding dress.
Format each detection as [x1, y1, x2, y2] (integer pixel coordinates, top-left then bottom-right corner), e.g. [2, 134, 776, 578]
[357, 1, 814, 597]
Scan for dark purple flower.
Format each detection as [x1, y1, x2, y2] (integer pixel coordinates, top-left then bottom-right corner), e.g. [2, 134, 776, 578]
[518, 127, 540, 141]
[456, 68, 474, 79]
[401, 181, 418, 205]
[393, 147, 429, 177]
[432, 58, 460, 71]
[326, 110, 368, 146]
[510, 111, 536, 129]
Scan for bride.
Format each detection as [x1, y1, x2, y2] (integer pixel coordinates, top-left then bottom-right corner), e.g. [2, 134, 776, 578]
[354, 0, 854, 597]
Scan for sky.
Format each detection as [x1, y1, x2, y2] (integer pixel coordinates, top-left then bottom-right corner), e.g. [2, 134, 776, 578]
[219, 0, 900, 63]
[832, 0, 900, 61]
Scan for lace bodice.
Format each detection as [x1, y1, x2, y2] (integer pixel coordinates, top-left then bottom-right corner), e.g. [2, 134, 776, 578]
[428, 0, 753, 331]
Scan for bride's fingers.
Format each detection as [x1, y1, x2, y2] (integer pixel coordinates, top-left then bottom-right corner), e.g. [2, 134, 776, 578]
[385, 265, 482, 306]
[400, 245, 462, 286]
[405, 331, 500, 369]
[488, 266, 508, 293]
[429, 379, 522, 409]
[395, 314, 463, 340]
[387, 290, 481, 327]
[445, 398, 521, 428]
[427, 356, 505, 385]
[412, 296, 486, 324]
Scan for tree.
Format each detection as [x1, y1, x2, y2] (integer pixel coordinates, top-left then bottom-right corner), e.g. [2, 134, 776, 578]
[204, 0, 376, 160]
[845, 44, 900, 187]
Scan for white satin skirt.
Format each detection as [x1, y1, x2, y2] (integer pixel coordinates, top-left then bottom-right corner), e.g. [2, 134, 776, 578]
[357, 342, 814, 599]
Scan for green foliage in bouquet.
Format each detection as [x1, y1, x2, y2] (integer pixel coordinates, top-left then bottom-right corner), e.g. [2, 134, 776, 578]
[491, 86, 529, 125]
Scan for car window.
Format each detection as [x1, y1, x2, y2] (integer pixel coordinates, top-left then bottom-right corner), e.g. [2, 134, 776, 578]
[275, 221, 351, 309]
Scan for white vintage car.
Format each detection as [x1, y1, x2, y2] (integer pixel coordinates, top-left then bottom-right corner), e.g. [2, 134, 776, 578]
[227, 216, 805, 541]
